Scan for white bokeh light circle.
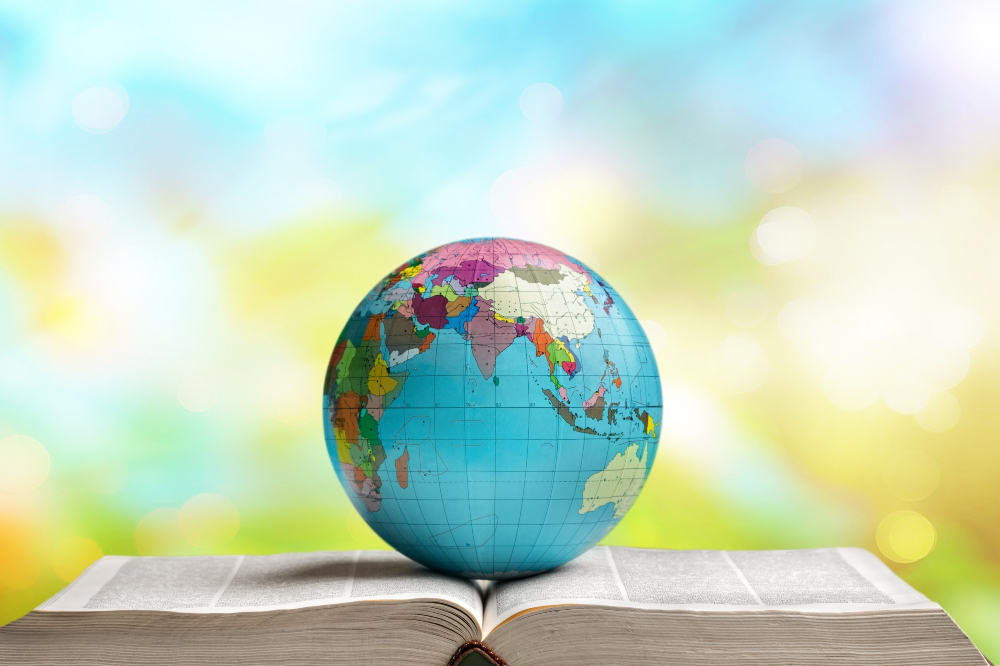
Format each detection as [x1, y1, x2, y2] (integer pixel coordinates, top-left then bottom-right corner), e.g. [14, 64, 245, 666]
[883, 367, 932, 414]
[0, 435, 51, 492]
[72, 86, 127, 133]
[751, 206, 817, 265]
[519, 83, 564, 123]
[915, 392, 961, 433]
[918, 345, 970, 391]
[930, 304, 985, 350]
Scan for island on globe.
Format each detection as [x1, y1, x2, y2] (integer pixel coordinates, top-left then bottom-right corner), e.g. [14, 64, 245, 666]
[323, 238, 661, 579]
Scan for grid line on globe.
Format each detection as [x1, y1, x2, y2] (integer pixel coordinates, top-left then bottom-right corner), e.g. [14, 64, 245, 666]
[323, 238, 662, 579]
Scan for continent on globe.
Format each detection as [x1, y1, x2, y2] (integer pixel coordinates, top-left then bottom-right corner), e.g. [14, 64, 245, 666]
[323, 238, 662, 580]
[579, 442, 649, 519]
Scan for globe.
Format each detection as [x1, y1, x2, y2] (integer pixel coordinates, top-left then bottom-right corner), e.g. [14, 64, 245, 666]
[323, 238, 661, 579]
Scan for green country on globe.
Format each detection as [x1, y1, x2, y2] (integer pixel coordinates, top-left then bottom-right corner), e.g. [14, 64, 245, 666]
[323, 238, 661, 579]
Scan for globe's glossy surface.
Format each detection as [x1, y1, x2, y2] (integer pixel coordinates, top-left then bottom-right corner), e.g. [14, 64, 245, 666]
[323, 238, 661, 579]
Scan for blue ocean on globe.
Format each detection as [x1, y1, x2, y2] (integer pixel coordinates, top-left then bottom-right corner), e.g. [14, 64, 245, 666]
[323, 238, 661, 579]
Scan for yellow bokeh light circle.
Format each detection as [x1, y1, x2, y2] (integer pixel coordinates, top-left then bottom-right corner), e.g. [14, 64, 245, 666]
[0, 435, 51, 493]
[177, 374, 219, 413]
[915, 391, 961, 433]
[0, 519, 41, 589]
[134, 508, 185, 556]
[52, 536, 104, 582]
[877, 510, 937, 563]
[179, 493, 240, 548]
[883, 450, 939, 502]
[37, 295, 106, 348]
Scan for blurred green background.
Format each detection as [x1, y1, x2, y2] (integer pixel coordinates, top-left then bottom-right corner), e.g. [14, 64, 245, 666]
[0, 1, 997, 657]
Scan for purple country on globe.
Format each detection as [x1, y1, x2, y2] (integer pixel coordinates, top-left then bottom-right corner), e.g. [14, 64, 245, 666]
[323, 238, 661, 579]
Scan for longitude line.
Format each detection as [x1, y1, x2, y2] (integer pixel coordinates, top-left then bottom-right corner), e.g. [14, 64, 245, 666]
[457, 238, 485, 576]
[407, 246, 447, 568]
[522, 248, 560, 570]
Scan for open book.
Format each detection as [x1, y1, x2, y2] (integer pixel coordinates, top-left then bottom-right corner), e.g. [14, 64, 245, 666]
[0, 547, 987, 666]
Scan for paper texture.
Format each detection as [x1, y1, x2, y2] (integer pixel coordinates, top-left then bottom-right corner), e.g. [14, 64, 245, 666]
[483, 546, 938, 635]
[38, 546, 936, 643]
[40, 550, 483, 626]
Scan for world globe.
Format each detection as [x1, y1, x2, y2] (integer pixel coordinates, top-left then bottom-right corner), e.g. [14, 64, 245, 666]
[323, 238, 661, 579]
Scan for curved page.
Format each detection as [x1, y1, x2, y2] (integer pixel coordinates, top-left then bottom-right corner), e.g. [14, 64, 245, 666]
[40, 550, 483, 632]
[484, 546, 938, 635]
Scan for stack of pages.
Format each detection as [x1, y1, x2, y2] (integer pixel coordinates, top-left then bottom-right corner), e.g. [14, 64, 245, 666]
[0, 546, 987, 665]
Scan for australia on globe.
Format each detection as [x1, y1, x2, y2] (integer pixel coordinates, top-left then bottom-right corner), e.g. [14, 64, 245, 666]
[323, 238, 661, 579]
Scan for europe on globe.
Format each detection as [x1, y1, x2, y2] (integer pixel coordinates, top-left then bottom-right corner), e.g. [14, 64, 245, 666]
[323, 238, 661, 579]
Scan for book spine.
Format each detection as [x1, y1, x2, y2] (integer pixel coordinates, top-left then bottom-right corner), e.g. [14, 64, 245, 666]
[446, 641, 508, 666]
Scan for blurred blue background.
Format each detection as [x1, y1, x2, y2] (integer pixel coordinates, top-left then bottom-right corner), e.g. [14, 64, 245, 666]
[1, 1, 998, 657]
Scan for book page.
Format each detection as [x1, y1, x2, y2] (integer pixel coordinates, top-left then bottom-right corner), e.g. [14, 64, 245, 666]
[492, 548, 622, 618]
[349, 550, 483, 618]
[39, 551, 483, 626]
[215, 552, 352, 607]
[483, 546, 939, 635]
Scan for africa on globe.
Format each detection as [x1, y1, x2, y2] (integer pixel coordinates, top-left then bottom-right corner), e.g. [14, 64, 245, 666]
[323, 238, 661, 579]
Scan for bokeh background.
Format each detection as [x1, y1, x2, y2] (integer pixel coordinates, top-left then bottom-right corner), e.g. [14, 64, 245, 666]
[1, 0, 998, 656]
